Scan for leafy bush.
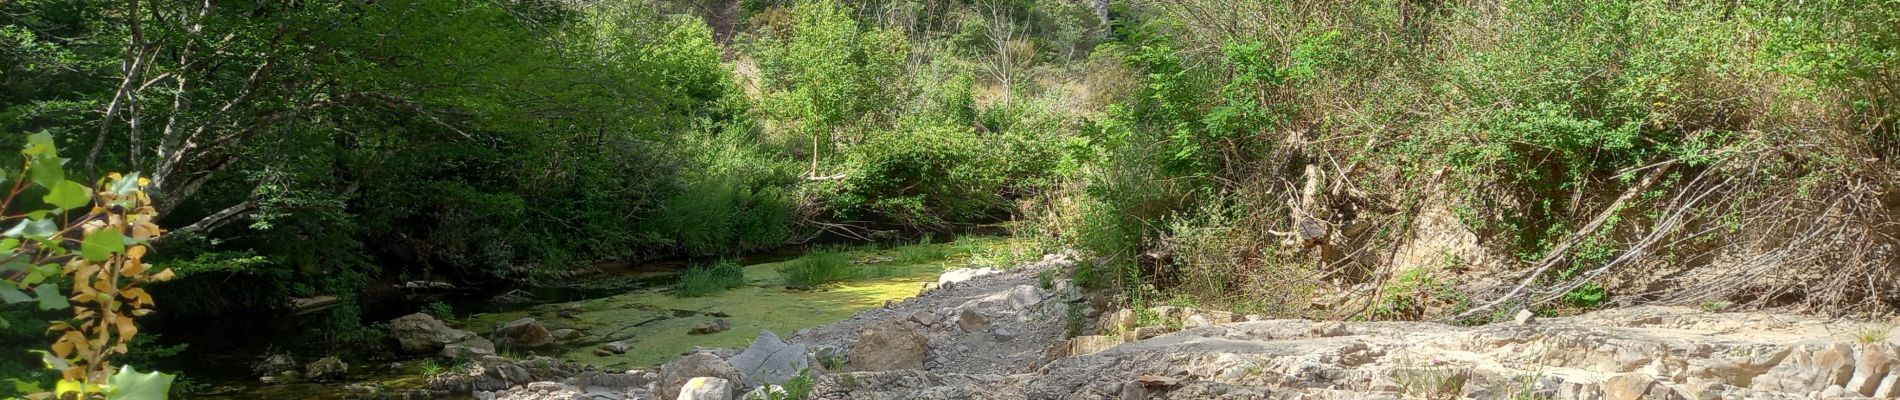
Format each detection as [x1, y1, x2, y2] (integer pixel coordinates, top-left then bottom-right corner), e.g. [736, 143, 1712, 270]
[676, 260, 749, 297]
[823, 125, 1010, 230]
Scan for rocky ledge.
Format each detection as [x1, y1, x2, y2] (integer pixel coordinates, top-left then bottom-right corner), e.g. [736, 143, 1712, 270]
[415, 253, 1900, 400]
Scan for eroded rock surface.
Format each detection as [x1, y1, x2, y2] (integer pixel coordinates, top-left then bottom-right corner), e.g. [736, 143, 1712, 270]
[456, 252, 1900, 400]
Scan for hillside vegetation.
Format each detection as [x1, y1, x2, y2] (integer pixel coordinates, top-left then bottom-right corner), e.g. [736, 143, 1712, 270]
[1, 0, 1896, 396]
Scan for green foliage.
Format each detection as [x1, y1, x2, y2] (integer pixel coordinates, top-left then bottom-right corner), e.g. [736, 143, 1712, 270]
[675, 260, 749, 297]
[823, 125, 1011, 229]
[766, 368, 816, 400]
[425, 301, 456, 321]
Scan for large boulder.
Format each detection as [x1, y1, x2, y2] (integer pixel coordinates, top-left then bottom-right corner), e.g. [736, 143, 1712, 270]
[390, 313, 474, 354]
[490, 317, 552, 349]
[659, 353, 742, 400]
[729, 330, 809, 386]
[846, 320, 928, 371]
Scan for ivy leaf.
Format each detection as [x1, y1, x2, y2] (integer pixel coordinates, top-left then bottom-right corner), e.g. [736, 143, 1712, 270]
[3, 218, 56, 238]
[107, 365, 175, 400]
[0, 284, 29, 304]
[82, 231, 126, 262]
[44, 179, 90, 210]
[35, 283, 67, 310]
[25, 133, 64, 188]
[110, 172, 143, 196]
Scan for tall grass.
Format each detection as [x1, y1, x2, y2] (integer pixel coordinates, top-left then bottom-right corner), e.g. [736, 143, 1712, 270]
[779, 248, 855, 289]
[675, 260, 748, 297]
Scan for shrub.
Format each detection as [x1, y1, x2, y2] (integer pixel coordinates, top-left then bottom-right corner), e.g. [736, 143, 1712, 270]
[676, 260, 750, 297]
[823, 124, 1009, 230]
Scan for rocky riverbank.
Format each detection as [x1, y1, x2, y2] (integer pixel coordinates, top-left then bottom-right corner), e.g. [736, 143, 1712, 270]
[384, 253, 1900, 400]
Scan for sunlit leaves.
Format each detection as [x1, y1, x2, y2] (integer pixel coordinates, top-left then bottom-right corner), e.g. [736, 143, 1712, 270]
[106, 366, 175, 400]
[45, 180, 91, 210]
[81, 232, 126, 262]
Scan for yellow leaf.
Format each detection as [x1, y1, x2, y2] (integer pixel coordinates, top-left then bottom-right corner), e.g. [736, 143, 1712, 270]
[51, 336, 74, 358]
[126, 245, 146, 259]
[150, 268, 175, 281]
[120, 261, 145, 276]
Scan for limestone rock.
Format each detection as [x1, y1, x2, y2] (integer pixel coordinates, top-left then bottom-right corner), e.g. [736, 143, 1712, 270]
[253, 353, 297, 377]
[491, 317, 553, 349]
[846, 320, 928, 371]
[1185, 314, 1215, 328]
[304, 356, 348, 382]
[441, 336, 497, 360]
[599, 341, 631, 355]
[1603, 373, 1679, 400]
[659, 353, 741, 400]
[391, 312, 474, 354]
[1515, 309, 1537, 325]
[550, 328, 583, 344]
[937, 267, 998, 285]
[1108, 308, 1138, 332]
[691, 318, 732, 335]
[1310, 321, 1348, 337]
[730, 330, 809, 386]
[956, 307, 988, 333]
[677, 377, 733, 400]
[1068, 335, 1120, 356]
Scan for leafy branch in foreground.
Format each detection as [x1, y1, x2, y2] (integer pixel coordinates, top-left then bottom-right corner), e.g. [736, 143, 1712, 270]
[2, 132, 174, 399]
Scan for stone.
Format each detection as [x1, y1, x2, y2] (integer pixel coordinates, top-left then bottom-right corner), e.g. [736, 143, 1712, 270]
[304, 356, 348, 382]
[259, 376, 277, 385]
[937, 267, 998, 285]
[1109, 308, 1139, 331]
[1604, 373, 1679, 400]
[742, 385, 787, 400]
[441, 337, 497, 360]
[956, 307, 988, 333]
[1310, 321, 1348, 337]
[599, 341, 631, 355]
[691, 318, 732, 335]
[490, 317, 552, 349]
[1123, 326, 1172, 342]
[1185, 314, 1215, 328]
[846, 320, 928, 371]
[391, 313, 474, 354]
[1516, 309, 1537, 325]
[994, 328, 1015, 342]
[730, 330, 809, 386]
[1119, 381, 1146, 400]
[678, 377, 734, 400]
[1846, 344, 1892, 395]
[550, 328, 583, 344]
[658, 353, 741, 400]
[1068, 335, 1121, 356]
[1874, 375, 1899, 398]
[1679, 381, 1724, 400]
[253, 353, 297, 377]
[526, 381, 564, 392]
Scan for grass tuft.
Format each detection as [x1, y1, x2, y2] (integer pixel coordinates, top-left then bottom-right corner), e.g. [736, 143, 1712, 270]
[675, 260, 748, 297]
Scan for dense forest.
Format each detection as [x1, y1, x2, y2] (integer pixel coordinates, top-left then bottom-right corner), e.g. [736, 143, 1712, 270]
[1, 0, 1896, 398]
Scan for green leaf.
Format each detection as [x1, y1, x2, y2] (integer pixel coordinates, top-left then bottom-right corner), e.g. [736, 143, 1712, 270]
[0, 284, 30, 304]
[11, 379, 43, 396]
[44, 179, 90, 210]
[107, 366, 175, 400]
[111, 172, 143, 196]
[3, 218, 56, 238]
[82, 231, 126, 262]
[24, 133, 65, 188]
[34, 283, 67, 310]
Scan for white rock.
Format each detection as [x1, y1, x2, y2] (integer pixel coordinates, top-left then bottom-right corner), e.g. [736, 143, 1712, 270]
[1516, 309, 1537, 325]
[937, 267, 998, 285]
[677, 377, 733, 400]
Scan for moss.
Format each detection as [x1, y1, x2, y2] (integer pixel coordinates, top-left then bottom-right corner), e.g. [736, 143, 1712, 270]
[465, 237, 1020, 369]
